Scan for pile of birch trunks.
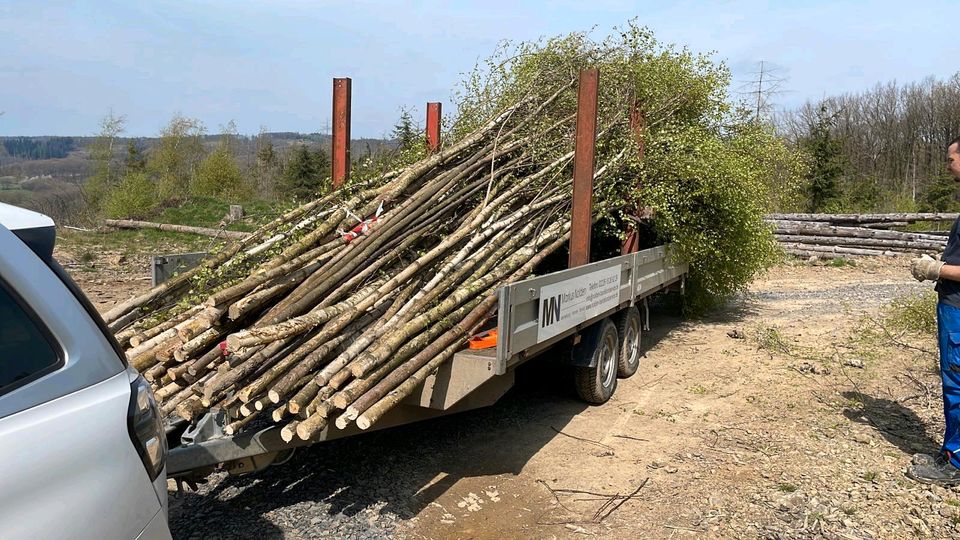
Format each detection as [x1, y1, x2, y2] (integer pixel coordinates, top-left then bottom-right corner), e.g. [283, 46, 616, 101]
[101, 88, 629, 441]
[767, 213, 958, 259]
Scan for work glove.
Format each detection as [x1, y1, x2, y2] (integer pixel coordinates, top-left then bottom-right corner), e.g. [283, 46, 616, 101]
[911, 254, 944, 282]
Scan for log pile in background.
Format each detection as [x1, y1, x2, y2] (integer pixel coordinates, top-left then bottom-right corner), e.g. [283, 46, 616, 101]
[766, 213, 957, 259]
[103, 85, 633, 442]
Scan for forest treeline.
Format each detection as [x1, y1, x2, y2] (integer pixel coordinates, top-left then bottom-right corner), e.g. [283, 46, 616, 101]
[78, 112, 416, 221]
[780, 72, 960, 213]
[71, 70, 960, 221]
[2, 136, 76, 160]
[5, 70, 960, 223]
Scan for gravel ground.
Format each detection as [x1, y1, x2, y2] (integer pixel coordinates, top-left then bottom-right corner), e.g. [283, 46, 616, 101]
[162, 259, 952, 539]
[750, 282, 928, 304]
[168, 360, 577, 540]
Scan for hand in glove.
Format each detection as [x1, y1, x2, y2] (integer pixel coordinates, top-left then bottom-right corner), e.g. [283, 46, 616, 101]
[911, 255, 945, 282]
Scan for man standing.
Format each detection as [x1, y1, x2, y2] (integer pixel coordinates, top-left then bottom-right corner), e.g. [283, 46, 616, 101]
[909, 136, 960, 485]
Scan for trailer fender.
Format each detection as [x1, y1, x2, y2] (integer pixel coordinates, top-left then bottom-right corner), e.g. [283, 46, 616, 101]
[565, 319, 609, 368]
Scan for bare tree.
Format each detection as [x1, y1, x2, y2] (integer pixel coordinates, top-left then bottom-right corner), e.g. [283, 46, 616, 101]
[780, 72, 960, 211]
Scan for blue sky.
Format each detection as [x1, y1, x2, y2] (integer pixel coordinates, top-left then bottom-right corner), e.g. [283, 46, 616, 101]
[0, 1, 954, 137]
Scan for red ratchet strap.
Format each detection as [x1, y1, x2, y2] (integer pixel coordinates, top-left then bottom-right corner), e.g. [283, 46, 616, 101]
[341, 202, 384, 243]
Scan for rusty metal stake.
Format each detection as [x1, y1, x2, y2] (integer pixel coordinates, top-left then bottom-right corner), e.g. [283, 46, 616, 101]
[426, 102, 442, 152]
[621, 101, 647, 255]
[569, 69, 599, 268]
[332, 77, 352, 188]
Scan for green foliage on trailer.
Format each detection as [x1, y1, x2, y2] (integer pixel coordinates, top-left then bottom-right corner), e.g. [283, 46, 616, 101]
[451, 21, 805, 313]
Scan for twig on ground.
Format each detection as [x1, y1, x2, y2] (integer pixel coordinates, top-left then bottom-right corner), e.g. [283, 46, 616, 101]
[637, 374, 666, 389]
[593, 478, 648, 522]
[613, 434, 648, 442]
[900, 370, 933, 409]
[550, 426, 615, 451]
[864, 316, 934, 355]
[535, 479, 575, 515]
[552, 487, 627, 497]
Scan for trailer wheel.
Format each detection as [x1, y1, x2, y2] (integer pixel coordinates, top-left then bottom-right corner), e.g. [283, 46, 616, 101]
[616, 306, 642, 378]
[573, 318, 619, 404]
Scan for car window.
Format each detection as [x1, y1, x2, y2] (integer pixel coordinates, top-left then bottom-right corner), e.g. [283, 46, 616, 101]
[0, 283, 61, 395]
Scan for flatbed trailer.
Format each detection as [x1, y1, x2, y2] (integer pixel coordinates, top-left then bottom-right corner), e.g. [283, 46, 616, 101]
[167, 245, 687, 479]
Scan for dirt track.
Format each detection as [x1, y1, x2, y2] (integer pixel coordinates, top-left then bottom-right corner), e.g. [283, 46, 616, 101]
[72, 250, 960, 539]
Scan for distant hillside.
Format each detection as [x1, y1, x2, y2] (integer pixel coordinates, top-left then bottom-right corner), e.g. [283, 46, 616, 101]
[0, 132, 397, 223]
[0, 132, 393, 169]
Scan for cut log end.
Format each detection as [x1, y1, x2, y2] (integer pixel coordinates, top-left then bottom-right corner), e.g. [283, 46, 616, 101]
[239, 402, 255, 417]
[331, 392, 350, 410]
[355, 415, 372, 430]
[280, 421, 300, 442]
[225, 335, 243, 351]
[296, 414, 328, 440]
[176, 397, 205, 422]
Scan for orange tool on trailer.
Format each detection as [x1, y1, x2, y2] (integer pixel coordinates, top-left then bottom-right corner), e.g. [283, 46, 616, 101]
[468, 329, 498, 350]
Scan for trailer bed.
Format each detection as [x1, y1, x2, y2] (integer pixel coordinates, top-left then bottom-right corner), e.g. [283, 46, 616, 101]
[167, 245, 686, 477]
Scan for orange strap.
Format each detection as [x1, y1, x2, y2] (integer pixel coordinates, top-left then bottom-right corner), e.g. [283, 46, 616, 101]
[468, 329, 498, 350]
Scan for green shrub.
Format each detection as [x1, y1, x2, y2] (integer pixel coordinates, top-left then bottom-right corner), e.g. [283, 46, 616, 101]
[192, 145, 251, 199]
[149, 116, 206, 202]
[883, 290, 937, 337]
[641, 122, 789, 313]
[102, 172, 158, 218]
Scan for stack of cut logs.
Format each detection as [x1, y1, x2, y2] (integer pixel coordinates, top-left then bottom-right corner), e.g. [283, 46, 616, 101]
[767, 213, 957, 259]
[102, 85, 631, 441]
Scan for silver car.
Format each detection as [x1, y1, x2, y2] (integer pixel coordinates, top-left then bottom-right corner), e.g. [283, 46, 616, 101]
[0, 203, 171, 540]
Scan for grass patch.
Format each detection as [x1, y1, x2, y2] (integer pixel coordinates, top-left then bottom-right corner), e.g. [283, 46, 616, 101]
[57, 228, 215, 259]
[861, 471, 878, 482]
[755, 325, 791, 354]
[57, 197, 297, 261]
[881, 289, 937, 337]
[825, 257, 856, 268]
[776, 482, 798, 493]
[155, 197, 290, 232]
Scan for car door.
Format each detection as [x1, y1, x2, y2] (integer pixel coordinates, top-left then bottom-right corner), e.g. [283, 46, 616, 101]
[0, 224, 164, 540]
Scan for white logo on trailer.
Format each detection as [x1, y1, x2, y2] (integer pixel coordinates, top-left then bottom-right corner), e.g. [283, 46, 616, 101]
[537, 265, 621, 342]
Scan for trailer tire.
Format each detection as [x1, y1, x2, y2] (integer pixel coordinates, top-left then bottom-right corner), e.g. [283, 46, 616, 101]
[573, 318, 619, 404]
[616, 306, 642, 378]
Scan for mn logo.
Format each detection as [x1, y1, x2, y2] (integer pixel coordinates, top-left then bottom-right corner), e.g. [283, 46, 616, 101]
[541, 295, 562, 327]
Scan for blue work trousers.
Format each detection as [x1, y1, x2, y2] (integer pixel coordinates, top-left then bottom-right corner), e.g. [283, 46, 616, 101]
[937, 302, 960, 467]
